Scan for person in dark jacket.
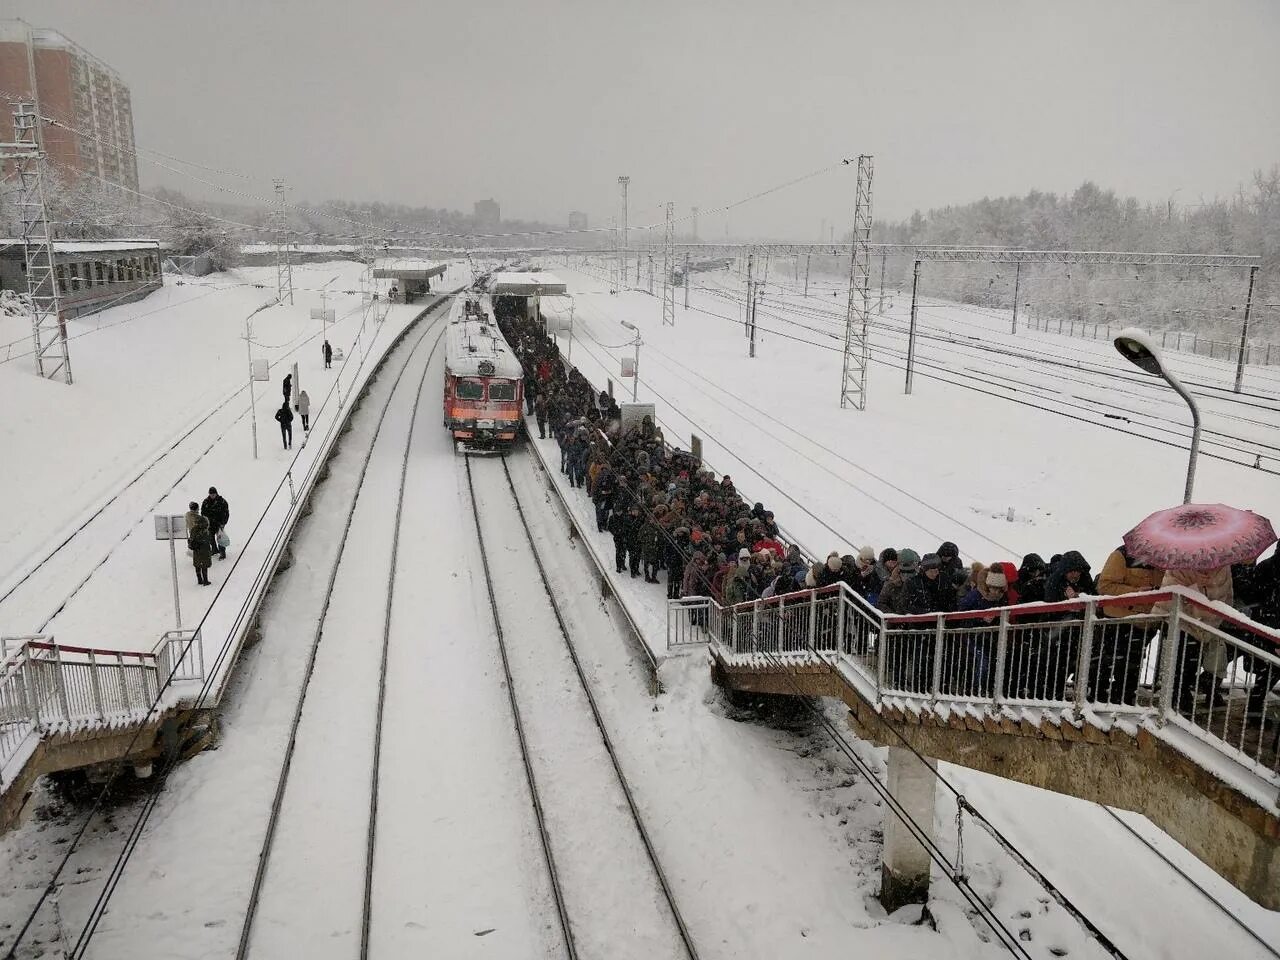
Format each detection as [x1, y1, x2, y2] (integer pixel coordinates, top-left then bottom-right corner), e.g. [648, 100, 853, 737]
[1035, 550, 1095, 700]
[274, 401, 294, 449]
[533, 391, 548, 438]
[609, 506, 641, 576]
[937, 541, 966, 594]
[1237, 553, 1279, 714]
[188, 512, 214, 586]
[201, 487, 230, 561]
[593, 467, 617, 532]
[666, 527, 691, 600]
[323, 340, 333, 369]
[637, 515, 664, 583]
[282, 373, 292, 403]
[851, 546, 882, 601]
[905, 554, 956, 615]
[877, 549, 919, 615]
[1016, 554, 1049, 605]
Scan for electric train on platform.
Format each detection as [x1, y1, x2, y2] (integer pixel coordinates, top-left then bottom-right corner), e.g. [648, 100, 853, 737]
[443, 293, 525, 448]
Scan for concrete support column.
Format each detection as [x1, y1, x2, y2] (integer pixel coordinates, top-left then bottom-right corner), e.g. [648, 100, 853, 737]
[881, 746, 938, 912]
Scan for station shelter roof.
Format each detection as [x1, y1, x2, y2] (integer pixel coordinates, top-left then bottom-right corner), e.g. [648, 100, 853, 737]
[372, 258, 448, 280]
[488, 271, 567, 297]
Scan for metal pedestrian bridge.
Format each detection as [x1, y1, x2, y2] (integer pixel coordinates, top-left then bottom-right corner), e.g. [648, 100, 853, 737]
[669, 583, 1280, 910]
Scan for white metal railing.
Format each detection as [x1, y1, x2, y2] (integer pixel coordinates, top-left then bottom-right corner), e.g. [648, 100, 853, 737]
[673, 584, 1280, 787]
[0, 629, 209, 786]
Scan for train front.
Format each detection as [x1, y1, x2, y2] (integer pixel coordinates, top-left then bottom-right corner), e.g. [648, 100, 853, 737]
[443, 296, 525, 449]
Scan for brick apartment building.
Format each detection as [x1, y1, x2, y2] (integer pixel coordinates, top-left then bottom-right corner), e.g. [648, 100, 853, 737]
[0, 19, 139, 192]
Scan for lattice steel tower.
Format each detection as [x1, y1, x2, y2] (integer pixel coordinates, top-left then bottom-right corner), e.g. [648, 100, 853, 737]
[1, 104, 72, 383]
[273, 178, 294, 305]
[661, 202, 676, 326]
[839, 155, 874, 409]
[617, 176, 630, 292]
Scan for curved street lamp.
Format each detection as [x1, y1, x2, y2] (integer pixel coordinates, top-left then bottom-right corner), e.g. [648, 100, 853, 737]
[1113, 326, 1201, 503]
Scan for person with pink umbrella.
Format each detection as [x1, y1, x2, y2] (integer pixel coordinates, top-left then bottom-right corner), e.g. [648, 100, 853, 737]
[1125, 503, 1277, 714]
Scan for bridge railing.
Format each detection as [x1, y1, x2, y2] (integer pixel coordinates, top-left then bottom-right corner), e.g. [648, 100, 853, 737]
[673, 585, 1280, 788]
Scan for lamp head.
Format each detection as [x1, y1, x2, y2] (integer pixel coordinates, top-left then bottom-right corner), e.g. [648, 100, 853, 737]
[620, 320, 637, 332]
[1113, 327, 1166, 378]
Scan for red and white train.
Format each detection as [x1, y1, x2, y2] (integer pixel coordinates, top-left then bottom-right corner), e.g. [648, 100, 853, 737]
[442, 294, 525, 448]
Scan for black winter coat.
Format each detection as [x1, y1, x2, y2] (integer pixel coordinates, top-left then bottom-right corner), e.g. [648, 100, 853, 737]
[201, 494, 230, 530]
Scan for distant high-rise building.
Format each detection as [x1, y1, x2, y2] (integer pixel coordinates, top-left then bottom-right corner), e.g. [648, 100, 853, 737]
[0, 20, 140, 193]
[473, 198, 500, 229]
[568, 211, 588, 231]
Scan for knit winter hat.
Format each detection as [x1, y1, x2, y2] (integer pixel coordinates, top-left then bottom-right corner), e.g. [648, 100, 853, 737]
[738, 547, 751, 560]
[986, 570, 1009, 589]
[858, 545, 876, 562]
[898, 548, 921, 573]
[880, 547, 899, 564]
[826, 551, 842, 572]
[920, 553, 942, 571]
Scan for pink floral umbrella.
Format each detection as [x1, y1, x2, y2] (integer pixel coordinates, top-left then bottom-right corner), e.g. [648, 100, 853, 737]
[1123, 503, 1277, 571]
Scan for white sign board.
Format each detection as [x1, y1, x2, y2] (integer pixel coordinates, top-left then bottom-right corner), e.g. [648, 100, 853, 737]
[251, 358, 270, 382]
[310, 308, 336, 322]
[620, 356, 636, 378]
[154, 514, 188, 540]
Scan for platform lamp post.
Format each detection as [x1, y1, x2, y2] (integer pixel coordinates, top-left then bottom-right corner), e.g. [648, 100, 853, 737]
[620, 320, 642, 401]
[564, 294, 576, 363]
[243, 299, 280, 460]
[1114, 327, 1201, 503]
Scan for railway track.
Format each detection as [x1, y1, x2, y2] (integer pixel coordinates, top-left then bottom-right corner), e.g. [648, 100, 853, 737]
[464, 451, 699, 960]
[233, 307, 447, 960]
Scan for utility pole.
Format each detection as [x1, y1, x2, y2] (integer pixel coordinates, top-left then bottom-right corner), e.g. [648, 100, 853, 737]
[648, 252, 654, 296]
[748, 278, 759, 358]
[661, 202, 676, 325]
[1010, 260, 1022, 334]
[905, 259, 922, 394]
[617, 176, 630, 292]
[878, 250, 887, 313]
[744, 252, 754, 335]
[691, 205, 699, 241]
[683, 252, 690, 308]
[2, 103, 72, 384]
[273, 178, 294, 305]
[1234, 264, 1259, 393]
[840, 155, 875, 409]
[804, 253, 811, 297]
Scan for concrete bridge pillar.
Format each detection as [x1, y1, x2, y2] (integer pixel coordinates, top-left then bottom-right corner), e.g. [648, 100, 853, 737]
[881, 746, 939, 912]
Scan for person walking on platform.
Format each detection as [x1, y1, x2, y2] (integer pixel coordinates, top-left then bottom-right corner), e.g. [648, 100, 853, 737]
[323, 340, 333, 369]
[201, 487, 231, 561]
[283, 372, 293, 404]
[296, 390, 311, 432]
[534, 391, 548, 439]
[274, 401, 294, 450]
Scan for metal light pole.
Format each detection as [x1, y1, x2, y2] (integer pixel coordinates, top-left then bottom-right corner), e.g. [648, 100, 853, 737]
[244, 300, 278, 460]
[905, 259, 921, 394]
[1114, 327, 1201, 503]
[621, 320, 641, 401]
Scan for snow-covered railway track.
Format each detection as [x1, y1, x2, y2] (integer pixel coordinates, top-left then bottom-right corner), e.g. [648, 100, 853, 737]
[464, 452, 699, 960]
[233, 307, 448, 960]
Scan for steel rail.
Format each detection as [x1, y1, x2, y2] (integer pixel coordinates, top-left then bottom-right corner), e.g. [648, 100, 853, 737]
[233, 305, 449, 960]
[463, 453, 578, 960]
[467, 451, 701, 960]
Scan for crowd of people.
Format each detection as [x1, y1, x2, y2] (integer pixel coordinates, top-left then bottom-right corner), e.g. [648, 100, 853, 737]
[494, 300, 1278, 718]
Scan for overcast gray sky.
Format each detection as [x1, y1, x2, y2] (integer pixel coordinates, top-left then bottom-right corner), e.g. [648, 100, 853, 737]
[9, 0, 1280, 239]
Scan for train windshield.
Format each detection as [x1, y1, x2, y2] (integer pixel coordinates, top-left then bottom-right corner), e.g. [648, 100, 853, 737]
[456, 378, 485, 400]
[487, 380, 517, 401]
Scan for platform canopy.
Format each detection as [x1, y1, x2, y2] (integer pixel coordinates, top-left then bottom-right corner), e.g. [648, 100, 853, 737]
[488, 271, 567, 297]
[372, 258, 447, 280]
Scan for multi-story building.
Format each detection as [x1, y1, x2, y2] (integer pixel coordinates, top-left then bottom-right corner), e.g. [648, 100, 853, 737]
[473, 198, 500, 229]
[0, 19, 140, 193]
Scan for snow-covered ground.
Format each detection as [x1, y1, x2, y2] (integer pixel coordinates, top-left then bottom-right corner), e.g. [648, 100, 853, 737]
[2, 264, 1277, 960]
[0, 260, 465, 656]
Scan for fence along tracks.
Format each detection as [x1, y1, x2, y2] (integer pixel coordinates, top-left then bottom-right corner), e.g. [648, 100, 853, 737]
[464, 451, 699, 960]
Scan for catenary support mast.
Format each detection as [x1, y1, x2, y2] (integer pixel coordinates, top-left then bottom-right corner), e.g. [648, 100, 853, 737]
[840, 154, 874, 409]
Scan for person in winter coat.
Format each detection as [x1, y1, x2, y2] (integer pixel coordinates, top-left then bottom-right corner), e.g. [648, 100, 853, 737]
[851, 545, 883, 601]
[950, 564, 1011, 696]
[877, 548, 920, 614]
[723, 549, 756, 606]
[200, 487, 230, 561]
[188, 512, 214, 586]
[323, 340, 333, 369]
[1016, 554, 1049, 605]
[296, 390, 311, 432]
[904, 554, 956, 615]
[637, 516, 664, 583]
[534, 391, 549, 438]
[282, 373, 292, 403]
[184, 501, 201, 540]
[1032, 551, 1095, 700]
[892, 554, 954, 691]
[1241, 552, 1279, 713]
[937, 541, 967, 593]
[1093, 545, 1163, 705]
[1154, 565, 1234, 712]
[593, 466, 617, 532]
[666, 527, 691, 600]
[815, 551, 846, 589]
[274, 401, 294, 450]
[681, 551, 713, 599]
